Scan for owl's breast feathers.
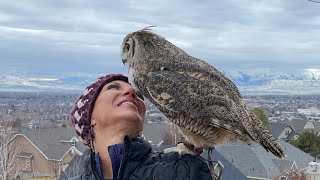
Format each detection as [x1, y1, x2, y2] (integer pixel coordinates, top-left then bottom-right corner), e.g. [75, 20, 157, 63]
[134, 68, 250, 138]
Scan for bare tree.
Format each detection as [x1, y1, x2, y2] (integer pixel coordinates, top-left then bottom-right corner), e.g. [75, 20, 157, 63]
[61, 155, 83, 179]
[0, 118, 24, 180]
[274, 170, 306, 180]
[273, 163, 306, 180]
[49, 161, 60, 179]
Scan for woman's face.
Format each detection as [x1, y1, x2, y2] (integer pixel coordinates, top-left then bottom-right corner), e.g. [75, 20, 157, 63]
[91, 80, 146, 135]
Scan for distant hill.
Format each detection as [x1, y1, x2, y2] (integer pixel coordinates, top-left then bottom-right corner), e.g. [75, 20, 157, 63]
[224, 69, 320, 86]
[223, 69, 319, 95]
[1, 69, 319, 95]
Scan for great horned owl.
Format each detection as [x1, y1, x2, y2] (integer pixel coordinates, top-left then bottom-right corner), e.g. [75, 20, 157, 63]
[121, 29, 284, 158]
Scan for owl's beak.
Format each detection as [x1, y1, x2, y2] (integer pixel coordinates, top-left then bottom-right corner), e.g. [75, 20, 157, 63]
[122, 59, 128, 65]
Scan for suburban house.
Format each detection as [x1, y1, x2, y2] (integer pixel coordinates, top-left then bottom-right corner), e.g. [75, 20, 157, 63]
[287, 119, 320, 135]
[269, 122, 299, 141]
[10, 127, 86, 179]
[209, 140, 314, 180]
[269, 120, 320, 143]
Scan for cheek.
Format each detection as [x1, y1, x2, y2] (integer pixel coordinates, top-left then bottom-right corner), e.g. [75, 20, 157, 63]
[139, 101, 146, 113]
[92, 97, 114, 122]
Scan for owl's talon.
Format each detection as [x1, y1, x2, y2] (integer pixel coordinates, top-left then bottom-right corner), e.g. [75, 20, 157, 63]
[163, 143, 202, 156]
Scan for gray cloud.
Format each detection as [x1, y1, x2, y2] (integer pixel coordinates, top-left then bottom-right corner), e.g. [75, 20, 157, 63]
[0, 0, 319, 79]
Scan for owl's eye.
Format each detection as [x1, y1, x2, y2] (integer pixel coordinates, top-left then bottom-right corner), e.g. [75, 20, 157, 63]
[124, 42, 130, 52]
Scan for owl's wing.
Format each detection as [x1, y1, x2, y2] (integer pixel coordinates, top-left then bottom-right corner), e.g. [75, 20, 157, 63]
[138, 69, 249, 138]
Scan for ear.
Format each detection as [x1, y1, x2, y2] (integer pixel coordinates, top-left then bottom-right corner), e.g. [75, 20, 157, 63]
[91, 118, 97, 126]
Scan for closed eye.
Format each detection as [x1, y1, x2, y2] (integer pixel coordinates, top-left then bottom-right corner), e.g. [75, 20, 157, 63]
[106, 83, 120, 90]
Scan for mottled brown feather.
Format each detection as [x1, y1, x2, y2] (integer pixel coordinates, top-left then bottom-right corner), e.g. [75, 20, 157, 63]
[121, 29, 284, 158]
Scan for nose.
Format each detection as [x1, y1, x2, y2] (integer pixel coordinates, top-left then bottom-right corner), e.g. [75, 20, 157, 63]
[123, 86, 137, 98]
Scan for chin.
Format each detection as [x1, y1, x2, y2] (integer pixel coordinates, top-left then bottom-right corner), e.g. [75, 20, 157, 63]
[119, 111, 144, 124]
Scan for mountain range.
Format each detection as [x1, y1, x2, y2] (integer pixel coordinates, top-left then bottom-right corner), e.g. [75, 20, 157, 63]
[0, 69, 319, 95]
[223, 69, 319, 95]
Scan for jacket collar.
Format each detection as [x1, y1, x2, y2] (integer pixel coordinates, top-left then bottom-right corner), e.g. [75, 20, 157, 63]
[80, 136, 152, 180]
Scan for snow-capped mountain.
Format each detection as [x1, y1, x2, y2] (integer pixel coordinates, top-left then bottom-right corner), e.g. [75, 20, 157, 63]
[0, 75, 93, 93]
[224, 69, 320, 85]
[223, 69, 320, 95]
[0, 69, 319, 95]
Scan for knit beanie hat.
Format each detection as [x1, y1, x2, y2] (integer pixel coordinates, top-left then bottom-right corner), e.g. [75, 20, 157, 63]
[70, 74, 128, 148]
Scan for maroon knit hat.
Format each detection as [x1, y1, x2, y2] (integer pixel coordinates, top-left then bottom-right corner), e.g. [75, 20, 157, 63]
[70, 74, 128, 148]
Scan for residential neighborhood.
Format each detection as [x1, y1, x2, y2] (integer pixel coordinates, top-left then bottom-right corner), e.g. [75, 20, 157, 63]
[1, 92, 320, 179]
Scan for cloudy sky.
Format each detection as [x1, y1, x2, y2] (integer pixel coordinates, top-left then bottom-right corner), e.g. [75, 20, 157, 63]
[1, 0, 319, 80]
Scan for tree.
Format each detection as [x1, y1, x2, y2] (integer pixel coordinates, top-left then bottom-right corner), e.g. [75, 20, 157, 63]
[290, 130, 320, 158]
[11, 118, 21, 129]
[274, 169, 306, 180]
[49, 161, 60, 178]
[61, 156, 83, 179]
[61, 123, 67, 127]
[251, 107, 270, 130]
[0, 118, 24, 180]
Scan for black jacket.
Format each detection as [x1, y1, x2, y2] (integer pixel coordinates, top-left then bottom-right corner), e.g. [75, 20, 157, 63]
[63, 136, 212, 180]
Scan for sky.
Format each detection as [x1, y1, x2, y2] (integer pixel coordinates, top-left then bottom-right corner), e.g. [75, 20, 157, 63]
[0, 0, 319, 80]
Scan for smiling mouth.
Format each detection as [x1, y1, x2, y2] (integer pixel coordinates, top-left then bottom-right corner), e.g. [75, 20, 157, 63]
[118, 100, 140, 113]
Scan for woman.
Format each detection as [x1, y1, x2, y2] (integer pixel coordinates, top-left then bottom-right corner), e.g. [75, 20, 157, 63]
[67, 73, 212, 180]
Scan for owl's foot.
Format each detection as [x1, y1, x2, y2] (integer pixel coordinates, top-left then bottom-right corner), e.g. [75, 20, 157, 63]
[163, 142, 203, 156]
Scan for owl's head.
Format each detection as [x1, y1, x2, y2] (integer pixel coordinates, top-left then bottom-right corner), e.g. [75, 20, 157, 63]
[121, 27, 181, 70]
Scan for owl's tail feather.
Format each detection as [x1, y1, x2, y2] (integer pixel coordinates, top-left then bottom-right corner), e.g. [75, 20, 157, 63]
[247, 110, 285, 159]
[258, 129, 285, 159]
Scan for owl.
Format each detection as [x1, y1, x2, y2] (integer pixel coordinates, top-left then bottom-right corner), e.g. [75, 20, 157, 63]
[121, 28, 284, 158]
